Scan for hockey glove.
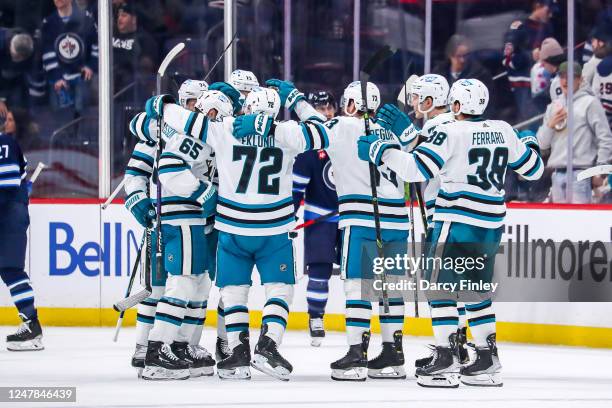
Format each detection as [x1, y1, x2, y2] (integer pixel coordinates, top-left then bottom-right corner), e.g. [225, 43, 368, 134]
[357, 134, 399, 166]
[265, 79, 305, 110]
[233, 113, 274, 139]
[517, 129, 540, 155]
[125, 191, 156, 228]
[209, 82, 243, 114]
[145, 94, 176, 120]
[192, 182, 218, 218]
[375, 103, 413, 137]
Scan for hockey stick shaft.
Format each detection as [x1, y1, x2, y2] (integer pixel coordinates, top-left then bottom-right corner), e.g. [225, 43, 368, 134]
[576, 165, 612, 181]
[293, 211, 339, 231]
[113, 230, 146, 342]
[29, 162, 46, 183]
[407, 184, 419, 317]
[203, 31, 238, 82]
[360, 45, 396, 314]
[102, 179, 126, 210]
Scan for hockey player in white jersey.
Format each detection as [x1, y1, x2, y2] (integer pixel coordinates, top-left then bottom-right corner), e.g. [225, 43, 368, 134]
[123, 78, 209, 377]
[148, 87, 312, 381]
[228, 69, 259, 108]
[237, 79, 419, 381]
[358, 79, 544, 387]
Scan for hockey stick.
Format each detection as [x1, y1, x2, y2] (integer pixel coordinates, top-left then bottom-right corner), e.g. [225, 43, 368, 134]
[102, 179, 126, 210]
[360, 45, 396, 313]
[293, 211, 339, 231]
[29, 162, 46, 183]
[203, 31, 238, 82]
[576, 165, 612, 181]
[154, 42, 186, 287]
[112, 230, 147, 342]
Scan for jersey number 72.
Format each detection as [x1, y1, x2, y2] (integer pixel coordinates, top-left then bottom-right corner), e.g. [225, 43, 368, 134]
[233, 146, 283, 195]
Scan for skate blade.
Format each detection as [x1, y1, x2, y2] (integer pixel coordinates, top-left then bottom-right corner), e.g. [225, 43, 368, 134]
[189, 366, 215, 378]
[136, 368, 144, 379]
[141, 366, 190, 380]
[310, 337, 322, 347]
[461, 372, 503, 387]
[218, 366, 251, 380]
[368, 366, 406, 380]
[331, 367, 367, 381]
[6, 338, 44, 351]
[417, 373, 460, 388]
[251, 354, 291, 381]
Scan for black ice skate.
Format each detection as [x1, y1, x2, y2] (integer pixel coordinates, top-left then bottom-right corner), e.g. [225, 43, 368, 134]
[367, 330, 405, 379]
[217, 331, 251, 380]
[172, 342, 215, 377]
[330, 331, 370, 381]
[414, 344, 436, 372]
[251, 324, 293, 381]
[216, 336, 231, 361]
[131, 343, 146, 378]
[416, 336, 461, 388]
[309, 317, 325, 347]
[460, 333, 502, 387]
[415, 328, 469, 374]
[141, 341, 190, 380]
[6, 317, 43, 351]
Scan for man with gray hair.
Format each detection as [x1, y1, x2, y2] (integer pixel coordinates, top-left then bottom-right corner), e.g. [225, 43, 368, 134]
[0, 28, 34, 118]
[537, 62, 612, 203]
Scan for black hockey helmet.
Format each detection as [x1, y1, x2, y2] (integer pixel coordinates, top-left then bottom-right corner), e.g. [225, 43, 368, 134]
[307, 91, 337, 110]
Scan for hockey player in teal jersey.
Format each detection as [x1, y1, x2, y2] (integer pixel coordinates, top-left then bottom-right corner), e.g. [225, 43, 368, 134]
[234, 79, 420, 381]
[358, 78, 544, 388]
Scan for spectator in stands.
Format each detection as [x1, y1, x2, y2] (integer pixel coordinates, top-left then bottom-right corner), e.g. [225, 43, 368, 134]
[0, 107, 38, 150]
[590, 22, 612, 128]
[432, 34, 493, 93]
[531, 37, 564, 111]
[536, 62, 612, 203]
[0, 28, 36, 115]
[112, 2, 158, 99]
[41, 0, 98, 116]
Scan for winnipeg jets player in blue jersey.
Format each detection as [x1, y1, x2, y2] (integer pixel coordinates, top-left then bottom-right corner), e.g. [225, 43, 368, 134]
[358, 79, 543, 388]
[236, 79, 419, 381]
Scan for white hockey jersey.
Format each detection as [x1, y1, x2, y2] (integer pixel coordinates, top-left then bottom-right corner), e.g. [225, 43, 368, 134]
[124, 111, 216, 227]
[276, 110, 416, 231]
[161, 104, 326, 236]
[592, 57, 612, 126]
[381, 118, 544, 229]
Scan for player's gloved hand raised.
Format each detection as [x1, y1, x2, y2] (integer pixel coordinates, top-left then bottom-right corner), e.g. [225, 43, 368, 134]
[233, 113, 274, 139]
[193, 182, 218, 218]
[517, 129, 540, 155]
[357, 134, 400, 166]
[145, 94, 176, 120]
[125, 191, 156, 228]
[375, 103, 413, 137]
[209, 82, 242, 114]
[265, 79, 305, 110]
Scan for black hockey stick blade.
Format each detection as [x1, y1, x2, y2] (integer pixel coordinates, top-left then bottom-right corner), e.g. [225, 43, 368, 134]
[361, 45, 396, 77]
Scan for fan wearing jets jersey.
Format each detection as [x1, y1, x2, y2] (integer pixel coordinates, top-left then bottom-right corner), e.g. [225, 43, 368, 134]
[123, 79, 209, 377]
[358, 78, 544, 388]
[235, 79, 419, 381]
[148, 87, 317, 381]
[404, 75, 470, 368]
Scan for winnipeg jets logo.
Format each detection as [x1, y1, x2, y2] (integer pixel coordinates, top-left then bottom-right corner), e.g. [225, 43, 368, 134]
[56, 33, 84, 63]
[322, 160, 336, 191]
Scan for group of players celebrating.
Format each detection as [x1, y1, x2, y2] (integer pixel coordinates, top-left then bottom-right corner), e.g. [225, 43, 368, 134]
[122, 67, 543, 387]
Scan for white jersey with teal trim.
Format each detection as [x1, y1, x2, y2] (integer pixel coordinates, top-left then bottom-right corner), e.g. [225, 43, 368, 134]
[161, 104, 327, 236]
[420, 112, 456, 224]
[276, 114, 414, 231]
[381, 118, 544, 229]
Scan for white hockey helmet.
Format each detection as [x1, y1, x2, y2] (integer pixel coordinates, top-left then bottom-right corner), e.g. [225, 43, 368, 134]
[178, 80, 209, 108]
[410, 74, 449, 113]
[341, 81, 381, 116]
[229, 69, 260, 93]
[447, 78, 489, 116]
[195, 90, 234, 119]
[243, 87, 281, 119]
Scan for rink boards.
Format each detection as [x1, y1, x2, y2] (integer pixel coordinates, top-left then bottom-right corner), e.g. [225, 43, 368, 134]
[1, 200, 611, 348]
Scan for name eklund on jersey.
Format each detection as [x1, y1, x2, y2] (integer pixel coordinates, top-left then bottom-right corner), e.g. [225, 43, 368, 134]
[240, 135, 276, 148]
[472, 131, 505, 146]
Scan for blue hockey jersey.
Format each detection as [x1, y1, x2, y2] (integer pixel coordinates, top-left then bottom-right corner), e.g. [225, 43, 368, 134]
[292, 149, 338, 223]
[0, 133, 28, 204]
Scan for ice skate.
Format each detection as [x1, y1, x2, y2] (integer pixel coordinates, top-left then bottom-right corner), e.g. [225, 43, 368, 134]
[367, 330, 405, 379]
[141, 341, 190, 380]
[330, 331, 370, 381]
[172, 342, 215, 377]
[216, 336, 231, 361]
[251, 324, 293, 381]
[217, 331, 251, 380]
[309, 317, 325, 347]
[131, 343, 146, 377]
[461, 333, 503, 387]
[6, 317, 44, 351]
[416, 336, 461, 388]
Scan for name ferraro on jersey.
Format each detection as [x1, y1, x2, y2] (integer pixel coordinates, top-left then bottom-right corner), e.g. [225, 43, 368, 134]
[472, 131, 505, 145]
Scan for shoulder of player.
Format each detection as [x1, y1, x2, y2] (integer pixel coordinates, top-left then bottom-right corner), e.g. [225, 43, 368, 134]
[596, 56, 612, 77]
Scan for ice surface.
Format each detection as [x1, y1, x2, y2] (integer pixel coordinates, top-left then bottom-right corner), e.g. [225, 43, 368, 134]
[1, 326, 612, 408]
